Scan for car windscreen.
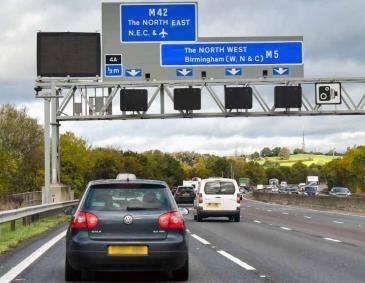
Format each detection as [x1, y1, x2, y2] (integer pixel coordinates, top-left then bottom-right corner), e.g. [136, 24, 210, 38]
[305, 187, 316, 192]
[177, 187, 194, 193]
[83, 184, 171, 211]
[334, 187, 348, 193]
[204, 181, 235, 195]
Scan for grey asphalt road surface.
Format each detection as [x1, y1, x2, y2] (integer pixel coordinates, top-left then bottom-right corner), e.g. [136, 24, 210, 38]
[2, 199, 365, 283]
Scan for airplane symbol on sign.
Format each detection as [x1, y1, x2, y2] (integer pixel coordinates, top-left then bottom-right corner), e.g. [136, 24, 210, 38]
[159, 28, 168, 38]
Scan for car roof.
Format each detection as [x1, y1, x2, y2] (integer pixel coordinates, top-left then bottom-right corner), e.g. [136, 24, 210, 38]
[204, 177, 236, 181]
[88, 179, 168, 186]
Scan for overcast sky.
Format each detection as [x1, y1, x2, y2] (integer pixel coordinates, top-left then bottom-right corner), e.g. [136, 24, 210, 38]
[1, 0, 365, 155]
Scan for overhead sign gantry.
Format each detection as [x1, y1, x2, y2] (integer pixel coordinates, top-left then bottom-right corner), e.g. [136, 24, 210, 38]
[102, 2, 304, 81]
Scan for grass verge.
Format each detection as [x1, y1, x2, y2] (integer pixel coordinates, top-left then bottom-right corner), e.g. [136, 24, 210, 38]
[0, 213, 70, 254]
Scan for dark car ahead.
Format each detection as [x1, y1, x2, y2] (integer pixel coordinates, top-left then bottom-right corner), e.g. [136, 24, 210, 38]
[304, 186, 319, 196]
[65, 179, 189, 281]
[174, 186, 195, 204]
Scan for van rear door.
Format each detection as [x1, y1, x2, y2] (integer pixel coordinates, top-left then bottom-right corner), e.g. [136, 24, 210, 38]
[203, 181, 237, 211]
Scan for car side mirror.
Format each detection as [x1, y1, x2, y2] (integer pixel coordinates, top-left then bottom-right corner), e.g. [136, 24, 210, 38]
[178, 207, 189, 216]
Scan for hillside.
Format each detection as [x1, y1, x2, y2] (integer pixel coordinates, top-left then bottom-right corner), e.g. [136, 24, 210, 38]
[258, 154, 340, 167]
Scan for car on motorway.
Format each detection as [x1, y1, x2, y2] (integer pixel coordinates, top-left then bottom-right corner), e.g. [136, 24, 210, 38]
[256, 184, 264, 190]
[329, 187, 352, 197]
[65, 177, 189, 281]
[271, 186, 279, 193]
[174, 186, 195, 204]
[303, 186, 319, 196]
[193, 178, 240, 222]
[298, 183, 306, 194]
[287, 187, 299, 195]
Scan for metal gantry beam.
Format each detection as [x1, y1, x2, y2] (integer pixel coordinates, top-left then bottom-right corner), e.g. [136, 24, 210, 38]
[34, 77, 365, 122]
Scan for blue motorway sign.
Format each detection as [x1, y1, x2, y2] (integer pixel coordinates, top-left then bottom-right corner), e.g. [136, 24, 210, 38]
[105, 65, 123, 77]
[120, 3, 197, 42]
[160, 42, 303, 66]
[126, 69, 142, 77]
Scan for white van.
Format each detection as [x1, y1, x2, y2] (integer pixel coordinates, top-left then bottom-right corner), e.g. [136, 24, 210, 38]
[193, 178, 241, 222]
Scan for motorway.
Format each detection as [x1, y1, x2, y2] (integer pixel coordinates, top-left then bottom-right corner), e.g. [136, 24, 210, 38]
[1, 198, 365, 283]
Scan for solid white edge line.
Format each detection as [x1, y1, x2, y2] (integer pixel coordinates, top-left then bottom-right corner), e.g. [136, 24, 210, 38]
[0, 230, 67, 283]
[191, 234, 211, 245]
[217, 250, 256, 271]
[323, 237, 342, 243]
[280, 226, 292, 231]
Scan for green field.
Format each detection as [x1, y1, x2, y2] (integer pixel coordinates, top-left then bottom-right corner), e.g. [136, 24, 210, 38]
[258, 154, 339, 167]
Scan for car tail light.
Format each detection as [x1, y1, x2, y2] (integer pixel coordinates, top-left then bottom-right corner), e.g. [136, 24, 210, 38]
[198, 193, 203, 203]
[158, 212, 185, 229]
[71, 211, 99, 229]
[237, 193, 241, 204]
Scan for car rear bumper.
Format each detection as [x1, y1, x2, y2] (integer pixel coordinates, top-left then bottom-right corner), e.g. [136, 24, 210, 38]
[197, 207, 240, 217]
[67, 232, 188, 271]
[175, 197, 195, 203]
[67, 249, 187, 271]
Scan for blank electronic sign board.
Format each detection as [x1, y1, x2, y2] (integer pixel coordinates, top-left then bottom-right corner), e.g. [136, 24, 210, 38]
[37, 32, 101, 77]
[174, 88, 201, 110]
[120, 89, 148, 112]
[274, 86, 302, 108]
[225, 87, 253, 109]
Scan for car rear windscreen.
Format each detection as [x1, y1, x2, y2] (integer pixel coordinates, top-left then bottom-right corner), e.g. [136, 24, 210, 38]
[84, 184, 171, 211]
[177, 187, 194, 193]
[204, 181, 235, 195]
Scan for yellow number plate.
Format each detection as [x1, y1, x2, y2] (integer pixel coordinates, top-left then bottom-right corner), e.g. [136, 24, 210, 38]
[108, 245, 148, 256]
[207, 203, 220, 208]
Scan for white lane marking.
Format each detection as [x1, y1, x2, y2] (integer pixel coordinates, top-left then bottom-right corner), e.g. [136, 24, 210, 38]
[323, 237, 342, 243]
[333, 220, 344, 224]
[217, 250, 256, 271]
[267, 210, 272, 212]
[191, 234, 211, 245]
[255, 207, 260, 210]
[260, 275, 266, 278]
[280, 226, 292, 231]
[282, 212, 289, 215]
[247, 205, 251, 208]
[186, 229, 191, 233]
[253, 220, 262, 224]
[0, 230, 66, 283]
[242, 197, 365, 218]
[304, 216, 312, 219]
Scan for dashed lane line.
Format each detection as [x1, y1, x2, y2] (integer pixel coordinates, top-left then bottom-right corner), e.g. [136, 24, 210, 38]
[217, 250, 256, 271]
[323, 237, 342, 243]
[253, 220, 262, 224]
[304, 216, 312, 219]
[191, 234, 211, 245]
[333, 220, 344, 224]
[280, 226, 292, 231]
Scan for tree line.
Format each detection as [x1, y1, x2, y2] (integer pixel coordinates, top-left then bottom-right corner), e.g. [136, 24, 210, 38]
[0, 105, 364, 199]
